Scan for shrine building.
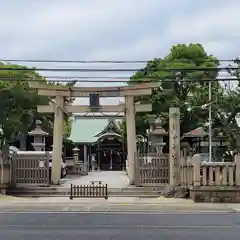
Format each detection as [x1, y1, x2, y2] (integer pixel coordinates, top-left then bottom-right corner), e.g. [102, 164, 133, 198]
[68, 115, 126, 171]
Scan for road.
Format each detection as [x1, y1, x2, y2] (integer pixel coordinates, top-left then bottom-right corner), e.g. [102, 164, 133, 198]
[0, 212, 239, 239]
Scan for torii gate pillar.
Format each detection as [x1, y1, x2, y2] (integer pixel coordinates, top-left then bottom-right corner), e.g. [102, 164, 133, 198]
[51, 96, 64, 184]
[125, 95, 137, 184]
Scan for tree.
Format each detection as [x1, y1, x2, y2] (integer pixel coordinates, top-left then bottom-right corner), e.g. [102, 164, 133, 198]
[0, 62, 75, 147]
[128, 43, 223, 136]
[63, 118, 73, 138]
[0, 63, 46, 146]
[212, 58, 240, 150]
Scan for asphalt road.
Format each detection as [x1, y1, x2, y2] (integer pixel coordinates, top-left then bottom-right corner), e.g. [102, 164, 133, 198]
[0, 212, 239, 239]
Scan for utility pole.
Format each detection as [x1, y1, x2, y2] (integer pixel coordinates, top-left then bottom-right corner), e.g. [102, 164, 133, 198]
[209, 80, 212, 162]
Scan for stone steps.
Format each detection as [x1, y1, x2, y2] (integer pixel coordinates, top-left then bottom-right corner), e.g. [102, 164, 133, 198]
[6, 186, 165, 198]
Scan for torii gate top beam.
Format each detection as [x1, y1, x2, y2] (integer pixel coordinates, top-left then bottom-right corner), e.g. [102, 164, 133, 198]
[29, 81, 161, 97]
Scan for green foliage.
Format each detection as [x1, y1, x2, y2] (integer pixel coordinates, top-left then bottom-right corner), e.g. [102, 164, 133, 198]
[0, 62, 75, 146]
[214, 59, 240, 149]
[125, 43, 240, 150]
[129, 43, 222, 135]
[63, 118, 73, 138]
[0, 63, 47, 144]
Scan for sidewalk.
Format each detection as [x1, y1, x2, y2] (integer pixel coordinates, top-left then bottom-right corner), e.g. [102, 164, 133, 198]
[0, 194, 193, 204]
[1, 195, 240, 212]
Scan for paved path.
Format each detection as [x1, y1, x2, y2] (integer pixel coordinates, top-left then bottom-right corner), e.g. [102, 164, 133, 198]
[0, 212, 239, 239]
[60, 171, 130, 188]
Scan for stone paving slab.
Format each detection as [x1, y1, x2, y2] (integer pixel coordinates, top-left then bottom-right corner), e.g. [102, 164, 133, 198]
[60, 171, 130, 188]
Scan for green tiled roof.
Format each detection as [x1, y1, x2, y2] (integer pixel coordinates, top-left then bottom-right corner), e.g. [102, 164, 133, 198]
[68, 118, 122, 143]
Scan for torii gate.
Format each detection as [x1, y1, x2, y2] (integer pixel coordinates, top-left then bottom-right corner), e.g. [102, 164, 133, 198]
[29, 81, 160, 184]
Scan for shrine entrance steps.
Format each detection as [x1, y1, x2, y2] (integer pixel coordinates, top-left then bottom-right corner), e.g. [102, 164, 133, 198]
[6, 172, 166, 198]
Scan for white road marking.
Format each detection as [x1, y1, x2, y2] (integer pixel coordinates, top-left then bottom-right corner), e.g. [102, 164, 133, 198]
[0, 211, 237, 214]
[0, 224, 238, 229]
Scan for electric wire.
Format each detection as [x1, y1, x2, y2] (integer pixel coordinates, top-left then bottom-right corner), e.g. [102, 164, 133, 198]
[1, 59, 239, 63]
[0, 66, 239, 72]
[0, 77, 237, 83]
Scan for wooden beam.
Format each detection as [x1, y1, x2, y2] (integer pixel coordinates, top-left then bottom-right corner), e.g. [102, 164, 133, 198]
[37, 104, 152, 113]
[38, 88, 152, 97]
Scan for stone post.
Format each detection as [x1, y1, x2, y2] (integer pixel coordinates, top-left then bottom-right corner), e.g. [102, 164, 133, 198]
[83, 145, 88, 174]
[91, 154, 97, 172]
[169, 107, 181, 186]
[235, 154, 240, 186]
[51, 96, 64, 184]
[125, 95, 136, 184]
[192, 154, 201, 187]
[28, 120, 48, 151]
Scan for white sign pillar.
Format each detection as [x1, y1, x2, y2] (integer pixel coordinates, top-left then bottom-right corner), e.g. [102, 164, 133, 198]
[169, 107, 181, 186]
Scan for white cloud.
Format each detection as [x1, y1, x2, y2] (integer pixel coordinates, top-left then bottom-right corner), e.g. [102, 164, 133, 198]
[1, 0, 240, 106]
[0, 0, 169, 58]
[166, 2, 240, 51]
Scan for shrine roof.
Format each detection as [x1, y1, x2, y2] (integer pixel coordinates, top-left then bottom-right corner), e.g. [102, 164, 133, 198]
[182, 127, 207, 138]
[68, 117, 122, 143]
[182, 126, 226, 140]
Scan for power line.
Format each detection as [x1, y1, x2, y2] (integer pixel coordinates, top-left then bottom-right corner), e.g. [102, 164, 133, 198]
[0, 67, 239, 72]
[0, 59, 239, 64]
[36, 76, 132, 79]
[0, 75, 236, 81]
[0, 74, 237, 80]
[0, 77, 238, 83]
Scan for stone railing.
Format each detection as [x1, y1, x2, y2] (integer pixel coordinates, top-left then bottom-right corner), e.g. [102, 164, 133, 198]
[200, 162, 236, 186]
[189, 154, 240, 202]
[191, 154, 240, 187]
[180, 150, 193, 186]
[180, 160, 194, 186]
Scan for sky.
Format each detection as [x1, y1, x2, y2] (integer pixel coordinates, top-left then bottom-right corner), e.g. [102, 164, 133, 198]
[1, 0, 240, 106]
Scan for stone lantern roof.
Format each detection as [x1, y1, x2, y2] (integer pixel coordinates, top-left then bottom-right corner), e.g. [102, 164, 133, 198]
[150, 118, 168, 136]
[28, 120, 49, 136]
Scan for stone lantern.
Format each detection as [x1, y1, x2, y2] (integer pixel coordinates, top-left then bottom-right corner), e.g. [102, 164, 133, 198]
[28, 120, 48, 151]
[72, 146, 80, 167]
[148, 118, 168, 154]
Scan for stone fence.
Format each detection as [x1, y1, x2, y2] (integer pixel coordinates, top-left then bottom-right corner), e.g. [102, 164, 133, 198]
[0, 151, 11, 193]
[180, 154, 240, 187]
[180, 153, 240, 202]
